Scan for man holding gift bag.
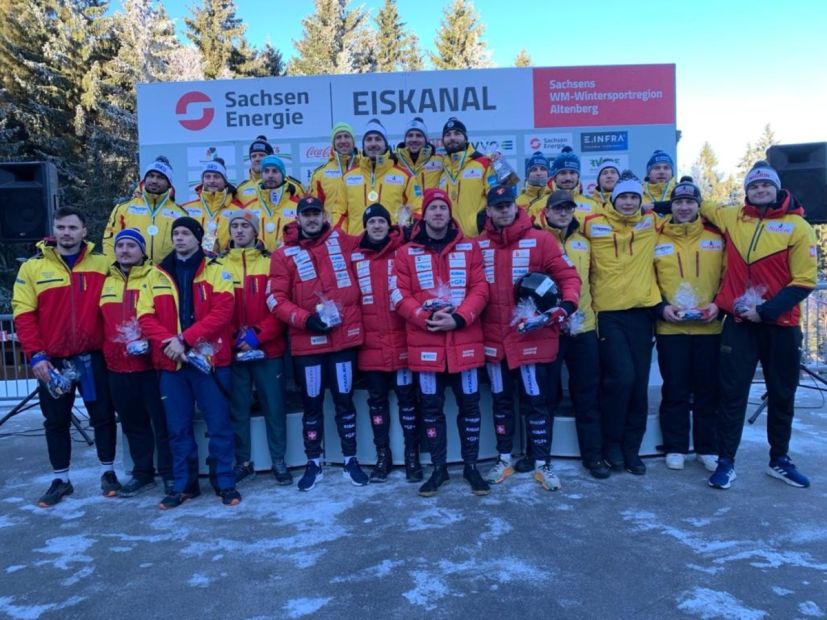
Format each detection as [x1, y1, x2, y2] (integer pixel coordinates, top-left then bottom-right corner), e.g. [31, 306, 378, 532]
[701, 161, 818, 489]
[100, 229, 173, 496]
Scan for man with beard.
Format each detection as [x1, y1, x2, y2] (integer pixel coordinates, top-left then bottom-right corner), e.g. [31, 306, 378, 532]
[517, 151, 552, 221]
[395, 117, 443, 192]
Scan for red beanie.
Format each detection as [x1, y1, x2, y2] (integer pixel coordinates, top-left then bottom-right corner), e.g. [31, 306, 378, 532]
[422, 188, 452, 216]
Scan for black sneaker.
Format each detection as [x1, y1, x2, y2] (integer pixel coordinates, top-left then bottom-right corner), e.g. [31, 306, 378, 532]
[603, 445, 625, 472]
[163, 479, 175, 495]
[404, 446, 423, 483]
[343, 457, 369, 487]
[272, 460, 293, 486]
[463, 464, 490, 496]
[118, 477, 157, 498]
[101, 471, 122, 498]
[159, 487, 200, 510]
[37, 479, 74, 508]
[625, 455, 646, 476]
[233, 462, 256, 485]
[418, 465, 450, 497]
[220, 488, 242, 506]
[369, 447, 392, 483]
[585, 460, 611, 479]
[297, 461, 323, 492]
[514, 455, 534, 473]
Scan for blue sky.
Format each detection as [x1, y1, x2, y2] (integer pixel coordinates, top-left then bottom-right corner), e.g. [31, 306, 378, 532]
[128, 0, 827, 175]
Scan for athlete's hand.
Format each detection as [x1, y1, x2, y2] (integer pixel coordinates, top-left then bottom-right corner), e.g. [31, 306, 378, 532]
[662, 305, 682, 324]
[426, 310, 458, 332]
[32, 359, 54, 383]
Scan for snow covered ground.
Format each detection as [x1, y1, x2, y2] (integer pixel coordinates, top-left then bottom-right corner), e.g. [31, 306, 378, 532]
[0, 382, 826, 619]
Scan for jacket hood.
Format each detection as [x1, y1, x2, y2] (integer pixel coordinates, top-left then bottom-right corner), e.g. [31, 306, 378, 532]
[358, 226, 403, 258]
[660, 215, 704, 240]
[281, 220, 333, 247]
[138, 181, 176, 202]
[484, 208, 533, 247]
[743, 189, 804, 220]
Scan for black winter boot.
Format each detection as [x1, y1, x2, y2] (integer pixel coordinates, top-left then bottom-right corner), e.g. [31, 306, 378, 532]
[418, 465, 450, 497]
[369, 447, 392, 483]
[404, 445, 423, 482]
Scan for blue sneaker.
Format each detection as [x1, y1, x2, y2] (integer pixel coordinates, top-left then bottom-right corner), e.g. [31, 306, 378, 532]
[767, 456, 810, 488]
[343, 457, 369, 486]
[297, 461, 323, 492]
[708, 458, 736, 489]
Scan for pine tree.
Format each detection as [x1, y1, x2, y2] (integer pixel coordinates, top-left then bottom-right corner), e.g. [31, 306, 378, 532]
[431, 0, 492, 69]
[514, 49, 531, 67]
[185, 0, 248, 79]
[374, 0, 420, 72]
[401, 34, 424, 71]
[691, 142, 741, 205]
[258, 43, 286, 76]
[289, 0, 375, 76]
[734, 123, 779, 205]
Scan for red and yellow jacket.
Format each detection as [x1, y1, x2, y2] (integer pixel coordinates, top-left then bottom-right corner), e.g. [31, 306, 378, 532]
[13, 240, 107, 359]
[581, 207, 661, 312]
[477, 209, 581, 369]
[439, 146, 495, 237]
[654, 217, 724, 336]
[223, 246, 286, 359]
[395, 144, 443, 191]
[239, 178, 305, 251]
[136, 253, 235, 371]
[180, 186, 247, 255]
[99, 262, 154, 372]
[334, 155, 422, 234]
[700, 191, 817, 326]
[352, 228, 409, 372]
[547, 181, 602, 222]
[102, 184, 186, 264]
[394, 221, 489, 373]
[267, 223, 364, 357]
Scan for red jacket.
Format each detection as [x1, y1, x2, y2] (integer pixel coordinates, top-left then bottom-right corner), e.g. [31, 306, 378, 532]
[478, 209, 581, 369]
[394, 221, 489, 373]
[223, 246, 287, 359]
[136, 253, 236, 371]
[12, 240, 107, 359]
[99, 262, 154, 373]
[268, 222, 364, 356]
[352, 227, 408, 371]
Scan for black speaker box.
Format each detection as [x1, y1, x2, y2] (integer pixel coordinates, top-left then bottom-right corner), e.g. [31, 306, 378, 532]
[0, 161, 59, 242]
[767, 143, 827, 225]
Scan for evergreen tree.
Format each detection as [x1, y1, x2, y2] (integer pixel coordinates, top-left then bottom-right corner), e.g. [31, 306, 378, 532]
[259, 43, 286, 76]
[514, 49, 531, 67]
[691, 142, 740, 206]
[401, 34, 424, 71]
[734, 123, 779, 205]
[185, 0, 248, 79]
[374, 0, 420, 72]
[168, 45, 206, 81]
[431, 0, 492, 69]
[289, 0, 375, 75]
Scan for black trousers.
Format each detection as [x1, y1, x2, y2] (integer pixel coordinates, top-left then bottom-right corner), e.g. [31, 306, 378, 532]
[717, 316, 802, 461]
[418, 369, 481, 465]
[486, 361, 552, 461]
[656, 333, 719, 455]
[108, 369, 173, 480]
[293, 348, 359, 459]
[597, 309, 654, 460]
[548, 330, 604, 464]
[362, 369, 419, 449]
[38, 351, 116, 471]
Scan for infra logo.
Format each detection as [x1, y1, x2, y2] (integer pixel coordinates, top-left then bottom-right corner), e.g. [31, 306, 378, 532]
[176, 91, 215, 131]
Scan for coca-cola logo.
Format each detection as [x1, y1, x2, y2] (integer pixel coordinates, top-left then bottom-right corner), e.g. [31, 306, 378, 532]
[304, 145, 331, 160]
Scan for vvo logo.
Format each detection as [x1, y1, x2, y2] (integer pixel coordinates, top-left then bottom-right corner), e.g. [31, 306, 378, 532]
[176, 91, 215, 131]
[472, 137, 516, 155]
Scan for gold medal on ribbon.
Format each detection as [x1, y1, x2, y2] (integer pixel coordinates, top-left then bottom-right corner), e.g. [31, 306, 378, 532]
[451, 190, 459, 202]
[368, 190, 379, 202]
[202, 231, 217, 253]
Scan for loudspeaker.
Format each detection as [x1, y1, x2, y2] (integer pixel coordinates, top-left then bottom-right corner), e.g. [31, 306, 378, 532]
[767, 142, 827, 225]
[0, 161, 59, 242]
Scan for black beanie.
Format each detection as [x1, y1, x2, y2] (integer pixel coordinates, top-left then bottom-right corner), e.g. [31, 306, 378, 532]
[171, 216, 204, 243]
[363, 203, 392, 228]
[249, 135, 274, 156]
[442, 117, 468, 139]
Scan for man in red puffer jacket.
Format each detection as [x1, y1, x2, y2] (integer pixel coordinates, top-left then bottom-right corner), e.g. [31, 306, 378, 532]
[478, 185, 581, 492]
[394, 188, 490, 497]
[353, 203, 421, 483]
[268, 196, 369, 491]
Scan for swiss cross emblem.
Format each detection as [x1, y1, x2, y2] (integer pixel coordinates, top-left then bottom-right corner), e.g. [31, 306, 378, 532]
[372, 415, 384, 426]
[496, 424, 506, 435]
[496, 186, 506, 196]
[426, 427, 437, 438]
[307, 431, 318, 440]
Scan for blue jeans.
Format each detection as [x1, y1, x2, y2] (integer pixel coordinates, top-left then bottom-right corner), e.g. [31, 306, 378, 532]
[159, 365, 235, 492]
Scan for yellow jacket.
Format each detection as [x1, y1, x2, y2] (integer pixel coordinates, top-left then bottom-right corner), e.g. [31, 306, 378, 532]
[395, 145, 443, 191]
[581, 207, 661, 312]
[518, 184, 552, 223]
[642, 178, 676, 206]
[588, 188, 612, 212]
[180, 186, 246, 255]
[654, 217, 724, 335]
[334, 155, 422, 234]
[236, 169, 262, 203]
[239, 178, 305, 251]
[439, 146, 495, 237]
[309, 150, 360, 217]
[548, 182, 603, 222]
[102, 187, 187, 264]
[540, 218, 595, 333]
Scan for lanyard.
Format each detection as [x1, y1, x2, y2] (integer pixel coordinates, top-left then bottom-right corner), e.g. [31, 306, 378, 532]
[442, 150, 467, 186]
[143, 191, 169, 218]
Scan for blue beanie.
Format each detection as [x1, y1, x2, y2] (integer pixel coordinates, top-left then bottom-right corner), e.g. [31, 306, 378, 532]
[261, 154, 286, 178]
[115, 228, 147, 255]
[551, 147, 580, 176]
[646, 150, 674, 174]
[525, 151, 550, 176]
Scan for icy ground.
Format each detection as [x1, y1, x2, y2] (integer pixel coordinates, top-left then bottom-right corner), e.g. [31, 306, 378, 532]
[1, 383, 826, 619]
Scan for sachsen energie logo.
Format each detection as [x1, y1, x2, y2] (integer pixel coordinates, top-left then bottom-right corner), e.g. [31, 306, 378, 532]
[176, 91, 215, 131]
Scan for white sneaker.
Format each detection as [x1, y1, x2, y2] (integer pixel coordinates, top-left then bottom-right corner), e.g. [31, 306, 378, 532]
[665, 453, 685, 470]
[697, 454, 719, 472]
[485, 459, 514, 484]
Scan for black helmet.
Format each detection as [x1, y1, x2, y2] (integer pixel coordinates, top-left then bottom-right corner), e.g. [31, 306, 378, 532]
[514, 272, 559, 313]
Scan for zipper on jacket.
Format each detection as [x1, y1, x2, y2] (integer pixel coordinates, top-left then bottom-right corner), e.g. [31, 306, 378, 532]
[676, 252, 685, 278]
[745, 217, 765, 281]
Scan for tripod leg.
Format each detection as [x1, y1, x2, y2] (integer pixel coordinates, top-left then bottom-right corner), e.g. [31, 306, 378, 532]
[0, 389, 39, 427]
[71, 414, 94, 446]
[748, 392, 769, 424]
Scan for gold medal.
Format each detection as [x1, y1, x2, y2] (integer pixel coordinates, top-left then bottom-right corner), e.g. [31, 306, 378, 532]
[451, 190, 459, 202]
[368, 190, 379, 202]
[202, 231, 217, 253]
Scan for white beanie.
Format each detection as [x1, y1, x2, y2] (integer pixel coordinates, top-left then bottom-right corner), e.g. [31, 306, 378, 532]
[143, 156, 173, 184]
[404, 116, 428, 139]
[611, 178, 643, 204]
[363, 118, 389, 147]
[202, 158, 227, 181]
[744, 161, 781, 191]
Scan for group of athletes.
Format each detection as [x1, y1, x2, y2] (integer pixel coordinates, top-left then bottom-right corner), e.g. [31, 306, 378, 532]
[11, 114, 819, 510]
